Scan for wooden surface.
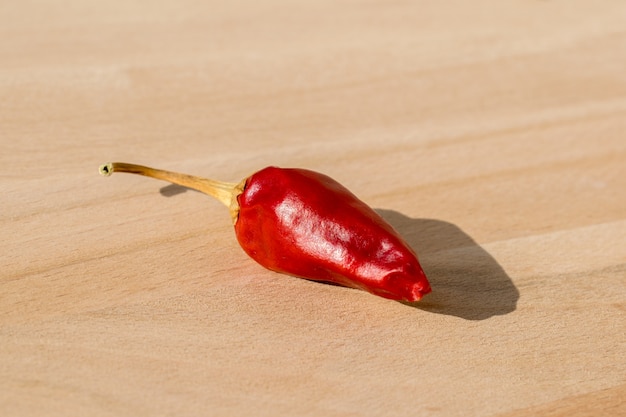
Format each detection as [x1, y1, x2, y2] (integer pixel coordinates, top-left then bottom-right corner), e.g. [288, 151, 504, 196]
[2, 1, 625, 416]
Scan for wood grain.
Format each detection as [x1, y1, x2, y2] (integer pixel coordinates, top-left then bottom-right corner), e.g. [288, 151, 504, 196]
[1, 1, 625, 416]
[496, 384, 626, 417]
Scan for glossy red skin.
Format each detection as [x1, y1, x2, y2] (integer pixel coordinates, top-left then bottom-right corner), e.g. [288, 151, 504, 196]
[234, 167, 431, 302]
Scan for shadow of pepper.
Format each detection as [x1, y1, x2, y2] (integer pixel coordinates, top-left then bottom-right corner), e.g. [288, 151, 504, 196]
[377, 209, 519, 320]
[159, 185, 518, 319]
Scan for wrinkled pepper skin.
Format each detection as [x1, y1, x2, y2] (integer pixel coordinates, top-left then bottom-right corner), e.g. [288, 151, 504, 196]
[235, 167, 431, 301]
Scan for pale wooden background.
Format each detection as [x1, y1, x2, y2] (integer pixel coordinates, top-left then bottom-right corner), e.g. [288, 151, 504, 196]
[1, 1, 625, 416]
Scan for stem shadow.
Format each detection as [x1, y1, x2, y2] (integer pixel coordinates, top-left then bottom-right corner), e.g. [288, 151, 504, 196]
[377, 209, 519, 320]
[160, 183, 191, 197]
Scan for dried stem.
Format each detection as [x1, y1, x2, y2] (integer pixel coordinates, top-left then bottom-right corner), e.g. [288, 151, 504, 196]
[99, 162, 244, 223]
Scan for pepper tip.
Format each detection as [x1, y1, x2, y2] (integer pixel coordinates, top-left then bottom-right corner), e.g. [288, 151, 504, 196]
[408, 281, 431, 302]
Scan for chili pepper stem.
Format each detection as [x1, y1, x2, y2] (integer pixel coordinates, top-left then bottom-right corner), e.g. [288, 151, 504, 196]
[99, 162, 244, 223]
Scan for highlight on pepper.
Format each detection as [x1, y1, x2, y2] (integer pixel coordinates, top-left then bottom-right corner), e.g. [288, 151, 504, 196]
[99, 162, 431, 302]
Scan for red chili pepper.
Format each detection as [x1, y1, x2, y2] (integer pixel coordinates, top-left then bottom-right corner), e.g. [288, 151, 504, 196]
[99, 163, 431, 302]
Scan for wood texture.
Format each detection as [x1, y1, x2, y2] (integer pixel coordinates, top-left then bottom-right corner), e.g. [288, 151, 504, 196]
[1, 1, 625, 416]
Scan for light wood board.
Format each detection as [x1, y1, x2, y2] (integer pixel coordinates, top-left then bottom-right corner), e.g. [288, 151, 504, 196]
[1, 1, 625, 416]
